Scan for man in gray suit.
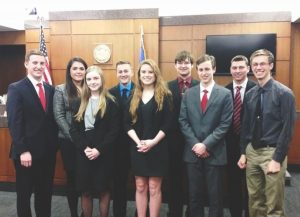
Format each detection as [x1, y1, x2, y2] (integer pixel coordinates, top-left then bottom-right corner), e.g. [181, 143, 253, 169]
[179, 54, 233, 217]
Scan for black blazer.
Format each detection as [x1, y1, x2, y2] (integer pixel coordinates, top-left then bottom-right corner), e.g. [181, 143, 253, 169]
[7, 77, 58, 159]
[69, 98, 120, 156]
[167, 79, 199, 151]
[225, 79, 256, 160]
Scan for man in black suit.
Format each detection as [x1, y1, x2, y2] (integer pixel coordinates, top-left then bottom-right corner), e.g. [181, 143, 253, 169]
[167, 50, 199, 217]
[6, 49, 58, 217]
[109, 60, 135, 217]
[225, 55, 256, 217]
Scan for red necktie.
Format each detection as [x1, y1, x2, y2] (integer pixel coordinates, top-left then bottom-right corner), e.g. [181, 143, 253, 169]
[201, 89, 208, 112]
[37, 83, 46, 111]
[233, 86, 242, 134]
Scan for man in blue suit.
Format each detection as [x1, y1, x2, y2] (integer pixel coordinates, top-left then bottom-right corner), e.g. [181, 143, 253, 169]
[179, 54, 233, 217]
[7, 49, 58, 217]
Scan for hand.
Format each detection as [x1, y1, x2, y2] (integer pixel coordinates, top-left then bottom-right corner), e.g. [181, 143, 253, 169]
[84, 147, 100, 160]
[192, 143, 207, 156]
[266, 160, 281, 174]
[237, 154, 247, 169]
[197, 150, 210, 158]
[20, 151, 32, 167]
[137, 139, 156, 153]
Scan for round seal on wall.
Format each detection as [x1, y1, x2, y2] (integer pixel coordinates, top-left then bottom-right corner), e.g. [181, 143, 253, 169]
[93, 44, 111, 63]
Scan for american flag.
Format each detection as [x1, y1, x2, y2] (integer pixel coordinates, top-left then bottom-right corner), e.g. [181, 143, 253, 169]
[39, 26, 52, 84]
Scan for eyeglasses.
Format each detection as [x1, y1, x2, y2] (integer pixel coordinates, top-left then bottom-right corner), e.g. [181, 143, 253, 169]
[251, 62, 270, 68]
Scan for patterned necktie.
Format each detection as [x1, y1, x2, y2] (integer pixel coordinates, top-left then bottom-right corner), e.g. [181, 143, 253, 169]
[37, 83, 46, 111]
[121, 88, 128, 101]
[233, 86, 242, 134]
[201, 89, 208, 112]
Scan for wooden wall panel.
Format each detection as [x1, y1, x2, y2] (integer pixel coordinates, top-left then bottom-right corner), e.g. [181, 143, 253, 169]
[25, 29, 50, 43]
[0, 128, 15, 182]
[287, 119, 300, 164]
[52, 69, 66, 86]
[160, 41, 192, 62]
[134, 19, 159, 33]
[50, 21, 71, 35]
[50, 35, 72, 69]
[291, 23, 300, 110]
[72, 34, 134, 70]
[72, 20, 134, 34]
[274, 61, 290, 86]
[240, 22, 291, 37]
[192, 40, 206, 61]
[103, 69, 118, 89]
[193, 24, 242, 39]
[276, 37, 291, 60]
[160, 26, 192, 40]
[0, 31, 25, 45]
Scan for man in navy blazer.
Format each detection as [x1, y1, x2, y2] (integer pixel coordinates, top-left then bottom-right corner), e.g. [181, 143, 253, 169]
[225, 55, 256, 217]
[7, 49, 58, 217]
[179, 54, 233, 217]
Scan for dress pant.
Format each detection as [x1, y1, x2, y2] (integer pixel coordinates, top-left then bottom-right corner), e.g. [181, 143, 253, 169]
[226, 134, 249, 217]
[167, 141, 186, 217]
[186, 161, 224, 217]
[113, 144, 130, 217]
[14, 154, 56, 217]
[59, 138, 79, 217]
[246, 143, 286, 217]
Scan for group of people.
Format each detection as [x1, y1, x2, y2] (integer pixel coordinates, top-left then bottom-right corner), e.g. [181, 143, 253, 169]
[6, 48, 295, 217]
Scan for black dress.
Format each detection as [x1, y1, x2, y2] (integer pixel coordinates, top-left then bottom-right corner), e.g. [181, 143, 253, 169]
[126, 96, 172, 177]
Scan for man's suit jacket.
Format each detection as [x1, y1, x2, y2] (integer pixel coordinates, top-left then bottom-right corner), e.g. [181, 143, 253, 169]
[7, 77, 58, 160]
[168, 79, 199, 139]
[225, 79, 256, 162]
[109, 83, 135, 150]
[179, 83, 233, 165]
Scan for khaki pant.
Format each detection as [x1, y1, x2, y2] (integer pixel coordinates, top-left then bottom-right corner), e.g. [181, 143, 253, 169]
[246, 143, 287, 217]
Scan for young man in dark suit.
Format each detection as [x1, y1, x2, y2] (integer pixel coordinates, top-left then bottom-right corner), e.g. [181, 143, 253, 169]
[6, 49, 58, 217]
[167, 50, 199, 217]
[225, 55, 256, 217]
[179, 54, 233, 217]
[109, 60, 135, 217]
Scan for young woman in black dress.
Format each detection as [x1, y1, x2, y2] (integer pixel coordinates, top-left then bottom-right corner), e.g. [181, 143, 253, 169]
[124, 59, 172, 217]
[70, 65, 120, 217]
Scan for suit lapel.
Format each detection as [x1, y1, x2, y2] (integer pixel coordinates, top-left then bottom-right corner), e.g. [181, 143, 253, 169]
[24, 77, 45, 111]
[203, 85, 218, 114]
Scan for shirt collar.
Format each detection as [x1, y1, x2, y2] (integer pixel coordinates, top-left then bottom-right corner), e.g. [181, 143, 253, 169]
[200, 80, 215, 93]
[233, 78, 248, 90]
[178, 76, 192, 85]
[120, 82, 132, 91]
[27, 74, 43, 86]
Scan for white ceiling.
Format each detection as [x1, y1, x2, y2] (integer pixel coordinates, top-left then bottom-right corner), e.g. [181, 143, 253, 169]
[0, 0, 299, 32]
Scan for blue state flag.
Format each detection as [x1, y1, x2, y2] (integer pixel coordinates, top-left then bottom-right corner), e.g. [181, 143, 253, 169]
[139, 25, 146, 63]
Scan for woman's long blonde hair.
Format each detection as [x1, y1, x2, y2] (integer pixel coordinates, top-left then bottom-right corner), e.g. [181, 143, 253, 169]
[129, 59, 171, 123]
[74, 65, 115, 121]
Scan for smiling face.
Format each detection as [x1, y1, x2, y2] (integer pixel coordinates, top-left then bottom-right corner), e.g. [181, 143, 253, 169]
[85, 70, 102, 93]
[197, 60, 215, 87]
[25, 54, 46, 81]
[139, 63, 156, 87]
[175, 58, 193, 78]
[230, 60, 249, 84]
[116, 63, 133, 85]
[70, 61, 86, 83]
[251, 55, 273, 84]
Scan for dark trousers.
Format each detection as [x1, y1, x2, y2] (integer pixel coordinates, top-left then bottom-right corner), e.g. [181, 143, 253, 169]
[186, 161, 224, 217]
[59, 138, 79, 217]
[14, 154, 56, 217]
[168, 146, 186, 217]
[113, 148, 130, 217]
[227, 161, 249, 217]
